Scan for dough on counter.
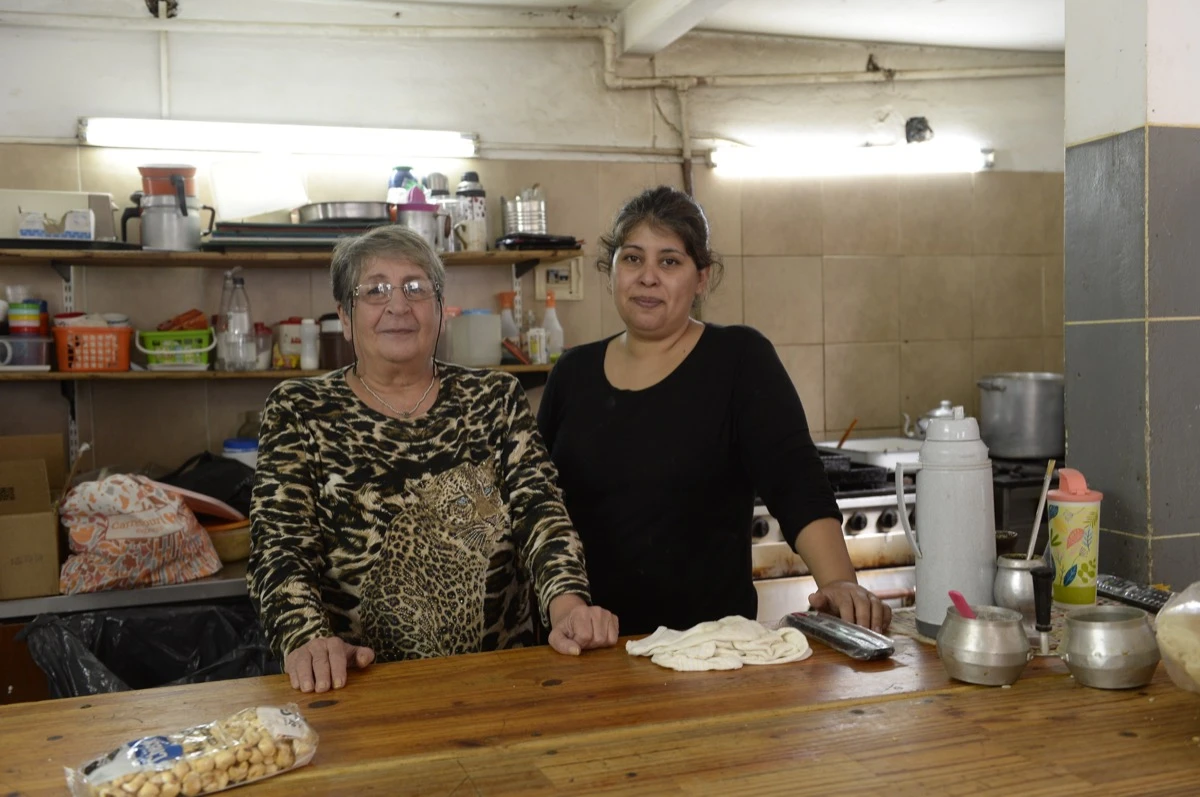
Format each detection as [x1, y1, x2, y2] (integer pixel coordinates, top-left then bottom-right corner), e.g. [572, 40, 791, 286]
[625, 615, 812, 672]
[1157, 610, 1200, 693]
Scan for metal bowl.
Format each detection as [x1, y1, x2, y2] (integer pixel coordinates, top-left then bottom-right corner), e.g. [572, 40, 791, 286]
[291, 201, 389, 224]
[937, 605, 1032, 686]
[1061, 605, 1160, 689]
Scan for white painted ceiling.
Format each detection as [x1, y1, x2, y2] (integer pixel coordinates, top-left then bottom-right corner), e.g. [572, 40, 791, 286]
[376, 0, 1066, 52]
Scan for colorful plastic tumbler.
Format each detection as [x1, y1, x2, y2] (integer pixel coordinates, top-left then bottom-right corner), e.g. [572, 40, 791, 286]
[1048, 468, 1104, 605]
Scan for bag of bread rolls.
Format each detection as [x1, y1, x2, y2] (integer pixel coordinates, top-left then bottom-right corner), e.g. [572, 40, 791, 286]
[1156, 581, 1200, 695]
[65, 705, 318, 797]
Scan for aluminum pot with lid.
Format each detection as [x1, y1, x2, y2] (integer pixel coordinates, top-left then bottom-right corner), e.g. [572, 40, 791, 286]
[976, 372, 1064, 460]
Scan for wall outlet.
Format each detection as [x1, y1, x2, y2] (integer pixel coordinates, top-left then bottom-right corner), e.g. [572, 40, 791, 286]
[534, 257, 584, 301]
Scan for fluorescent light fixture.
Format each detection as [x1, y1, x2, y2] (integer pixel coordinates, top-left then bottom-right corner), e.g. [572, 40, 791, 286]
[78, 117, 477, 157]
[711, 139, 993, 178]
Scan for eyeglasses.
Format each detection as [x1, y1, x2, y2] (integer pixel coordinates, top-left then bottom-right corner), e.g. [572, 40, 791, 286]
[353, 278, 440, 305]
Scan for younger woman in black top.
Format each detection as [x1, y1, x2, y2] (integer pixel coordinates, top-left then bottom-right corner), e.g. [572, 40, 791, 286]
[537, 186, 891, 636]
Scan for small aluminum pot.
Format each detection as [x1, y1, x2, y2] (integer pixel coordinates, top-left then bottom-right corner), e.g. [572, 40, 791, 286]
[1061, 605, 1160, 689]
[977, 372, 1064, 459]
[937, 605, 1033, 686]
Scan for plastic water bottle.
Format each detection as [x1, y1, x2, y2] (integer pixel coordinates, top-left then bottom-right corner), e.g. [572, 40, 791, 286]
[299, 318, 320, 370]
[223, 276, 254, 371]
[215, 269, 235, 369]
[542, 291, 564, 361]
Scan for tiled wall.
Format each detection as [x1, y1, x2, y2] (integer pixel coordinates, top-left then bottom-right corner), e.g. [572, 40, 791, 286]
[0, 144, 1063, 470]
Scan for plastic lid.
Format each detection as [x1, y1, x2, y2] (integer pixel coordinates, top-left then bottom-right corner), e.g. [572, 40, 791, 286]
[1048, 468, 1103, 503]
[497, 291, 515, 308]
[320, 318, 343, 332]
[301, 318, 317, 326]
[545, 290, 556, 308]
[253, 322, 269, 333]
[279, 316, 303, 325]
[444, 306, 463, 317]
[462, 171, 480, 182]
[223, 438, 258, 452]
[233, 276, 245, 286]
[462, 308, 492, 315]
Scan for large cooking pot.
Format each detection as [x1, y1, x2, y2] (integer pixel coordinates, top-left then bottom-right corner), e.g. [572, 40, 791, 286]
[976, 372, 1064, 460]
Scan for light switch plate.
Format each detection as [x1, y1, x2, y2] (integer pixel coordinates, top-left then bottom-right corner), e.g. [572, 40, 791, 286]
[534, 257, 584, 301]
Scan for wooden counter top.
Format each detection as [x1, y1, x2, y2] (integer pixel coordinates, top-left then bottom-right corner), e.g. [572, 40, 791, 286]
[1, 637, 1197, 795]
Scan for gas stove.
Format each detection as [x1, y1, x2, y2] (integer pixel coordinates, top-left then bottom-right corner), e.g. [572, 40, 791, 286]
[992, 457, 1060, 556]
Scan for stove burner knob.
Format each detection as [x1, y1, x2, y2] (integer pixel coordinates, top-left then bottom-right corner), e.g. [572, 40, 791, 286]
[877, 509, 899, 531]
[845, 512, 868, 534]
[751, 517, 771, 540]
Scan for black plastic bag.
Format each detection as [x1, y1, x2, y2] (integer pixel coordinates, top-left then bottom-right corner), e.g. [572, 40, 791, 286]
[18, 602, 280, 698]
[157, 452, 255, 518]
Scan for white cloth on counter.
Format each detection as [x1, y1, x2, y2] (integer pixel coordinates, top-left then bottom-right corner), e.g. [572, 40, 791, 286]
[625, 615, 812, 671]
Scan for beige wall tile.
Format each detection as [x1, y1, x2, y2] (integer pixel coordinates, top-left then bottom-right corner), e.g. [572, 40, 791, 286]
[972, 172, 1062, 255]
[440, 264, 516, 314]
[599, 280, 625, 338]
[1044, 254, 1064, 336]
[206, 381, 278, 450]
[80, 266, 206, 330]
[743, 256, 823, 344]
[703, 256, 743, 326]
[900, 340, 974, 421]
[741, 179, 822, 256]
[776, 344, 824, 433]
[973, 338, 1045, 384]
[1046, 172, 1064, 255]
[823, 256, 900, 343]
[898, 174, 974, 255]
[0, 384, 70, 440]
[899, 256, 973, 341]
[597, 163, 659, 241]
[821, 176, 900, 255]
[509, 161, 602, 253]
[824, 343, 900, 431]
[812, 426, 902, 443]
[655, 163, 686, 190]
[0, 144, 79, 191]
[973, 256, 1045, 339]
[1044, 336, 1064, 374]
[89, 382, 209, 472]
[692, 167, 742, 258]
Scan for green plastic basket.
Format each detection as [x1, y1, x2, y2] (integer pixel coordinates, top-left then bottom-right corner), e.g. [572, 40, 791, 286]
[136, 327, 216, 368]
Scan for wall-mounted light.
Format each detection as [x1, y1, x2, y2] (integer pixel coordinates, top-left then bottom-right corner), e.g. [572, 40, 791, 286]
[710, 139, 994, 178]
[78, 117, 478, 158]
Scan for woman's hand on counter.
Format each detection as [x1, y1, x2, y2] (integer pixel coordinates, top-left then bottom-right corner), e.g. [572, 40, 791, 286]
[808, 580, 892, 633]
[285, 636, 377, 693]
[548, 594, 620, 655]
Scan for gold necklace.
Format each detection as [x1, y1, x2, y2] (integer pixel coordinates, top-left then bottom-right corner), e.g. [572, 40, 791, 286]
[356, 365, 438, 418]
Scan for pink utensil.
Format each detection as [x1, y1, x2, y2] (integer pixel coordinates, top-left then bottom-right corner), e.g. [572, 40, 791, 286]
[948, 590, 976, 620]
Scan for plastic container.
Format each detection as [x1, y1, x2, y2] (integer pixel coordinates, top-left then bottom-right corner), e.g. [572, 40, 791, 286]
[300, 318, 320, 370]
[136, 327, 216, 370]
[222, 438, 258, 469]
[276, 317, 303, 369]
[0, 335, 52, 366]
[448, 310, 501, 366]
[1048, 468, 1103, 606]
[319, 315, 355, 369]
[53, 326, 132, 372]
[254, 322, 272, 370]
[8, 300, 42, 335]
[497, 291, 520, 345]
[222, 276, 254, 371]
[542, 291, 564, 361]
[436, 306, 461, 363]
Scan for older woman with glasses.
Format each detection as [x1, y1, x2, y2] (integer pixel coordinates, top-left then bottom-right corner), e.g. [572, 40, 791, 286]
[248, 225, 618, 694]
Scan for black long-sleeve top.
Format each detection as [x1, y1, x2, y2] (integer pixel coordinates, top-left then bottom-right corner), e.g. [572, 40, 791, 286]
[537, 324, 839, 635]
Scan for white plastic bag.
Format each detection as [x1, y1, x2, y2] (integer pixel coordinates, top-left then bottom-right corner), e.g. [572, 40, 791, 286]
[65, 704, 318, 797]
[1156, 581, 1200, 694]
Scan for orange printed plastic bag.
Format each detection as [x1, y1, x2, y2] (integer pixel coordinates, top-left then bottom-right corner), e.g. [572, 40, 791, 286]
[59, 475, 221, 594]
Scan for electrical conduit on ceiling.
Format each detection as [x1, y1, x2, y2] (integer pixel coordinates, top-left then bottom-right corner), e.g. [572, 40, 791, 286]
[0, 10, 1065, 166]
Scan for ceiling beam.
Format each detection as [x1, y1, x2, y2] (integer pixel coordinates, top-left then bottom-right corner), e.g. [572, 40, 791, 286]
[618, 0, 734, 56]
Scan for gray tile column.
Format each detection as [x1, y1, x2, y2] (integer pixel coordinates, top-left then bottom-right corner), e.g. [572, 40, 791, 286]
[1065, 0, 1200, 588]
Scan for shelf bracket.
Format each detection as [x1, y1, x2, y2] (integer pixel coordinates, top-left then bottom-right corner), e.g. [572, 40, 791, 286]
[59, 381, 80, 462]
[50, 260, 71, 282]
[514, 259, 540, 280]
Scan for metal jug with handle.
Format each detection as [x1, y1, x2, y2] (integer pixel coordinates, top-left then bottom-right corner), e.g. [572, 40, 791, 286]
[897, 404, 998, 638]
[902, 399, 956, 439]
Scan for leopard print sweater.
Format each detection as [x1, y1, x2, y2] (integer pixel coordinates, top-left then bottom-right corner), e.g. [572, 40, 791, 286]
[247, 363, 591, 662]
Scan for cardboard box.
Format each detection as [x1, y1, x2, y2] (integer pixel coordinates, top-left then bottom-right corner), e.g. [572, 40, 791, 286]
[0, 435, 65, 600]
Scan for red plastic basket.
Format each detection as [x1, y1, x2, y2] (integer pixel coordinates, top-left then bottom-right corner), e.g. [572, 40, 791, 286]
[53, 326, 133, 372]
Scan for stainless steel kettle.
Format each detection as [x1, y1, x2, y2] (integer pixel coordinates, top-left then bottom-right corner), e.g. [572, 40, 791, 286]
[902, 399, 956, 439]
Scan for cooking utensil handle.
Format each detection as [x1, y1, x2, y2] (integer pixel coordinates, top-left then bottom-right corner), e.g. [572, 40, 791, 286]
[896, 461, 921, 558]
[201, 205, 217, 235]
[977, 378, 1006, 392]
[170, 174, 189, 217]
